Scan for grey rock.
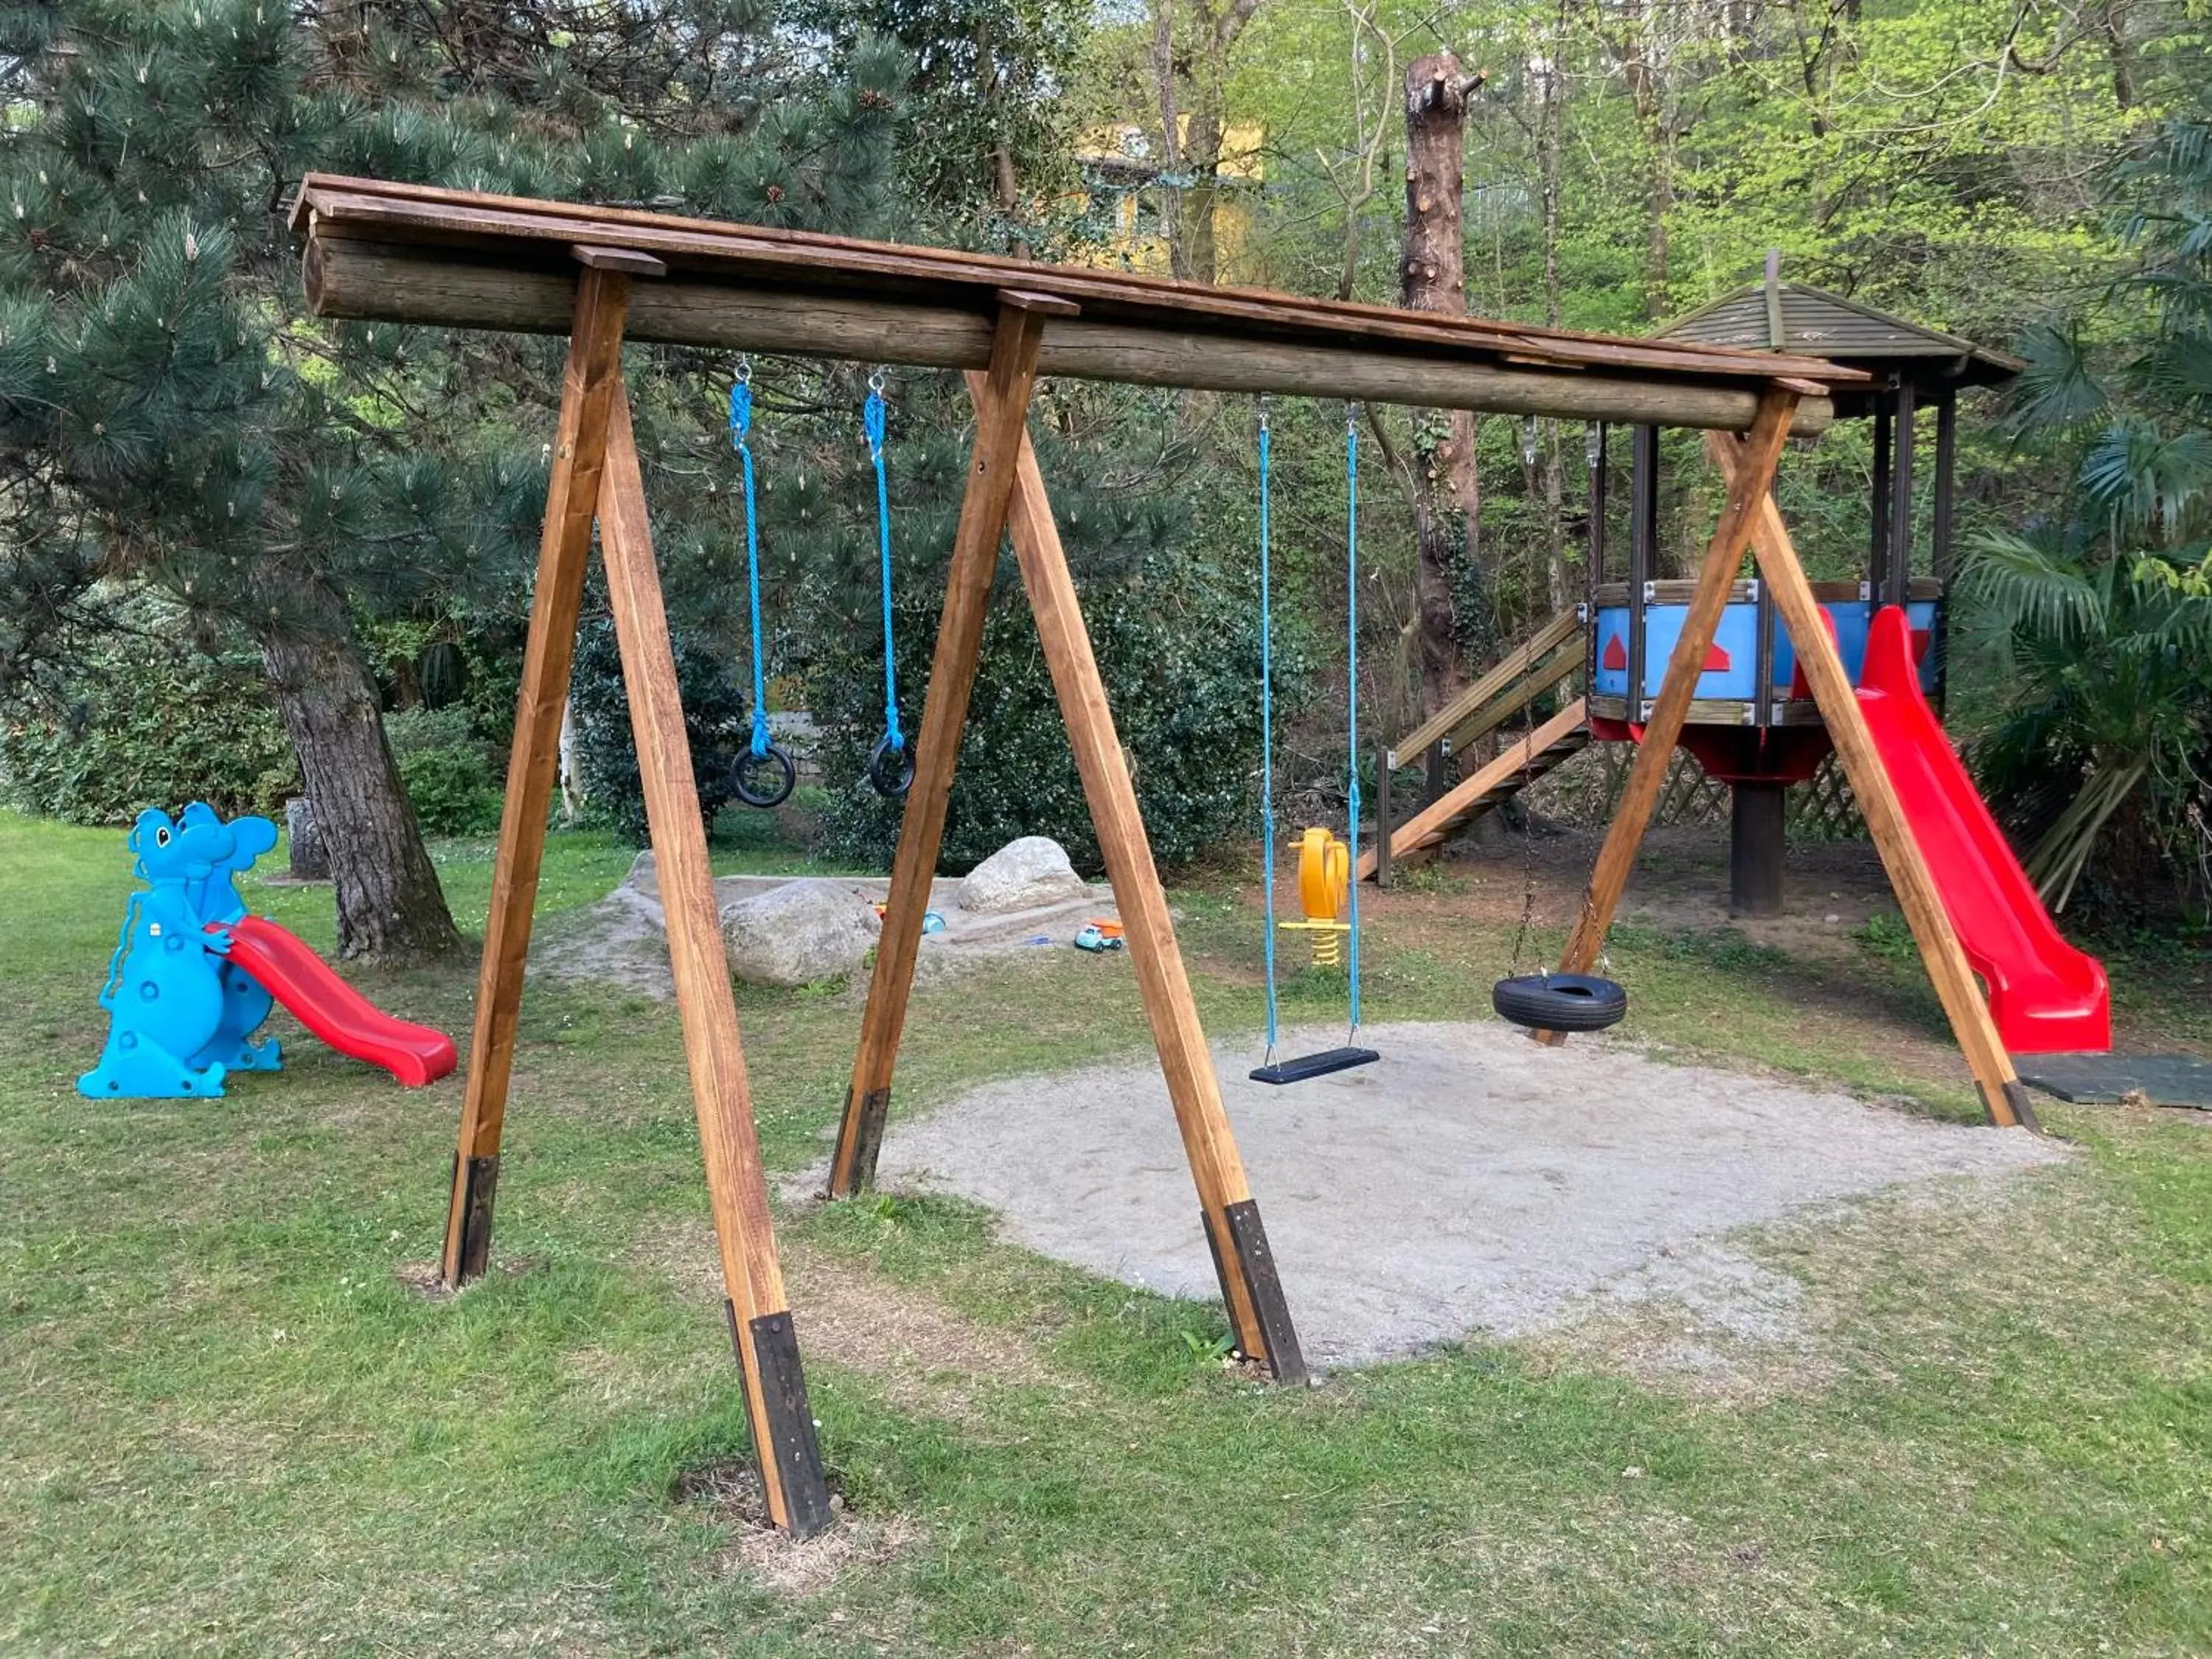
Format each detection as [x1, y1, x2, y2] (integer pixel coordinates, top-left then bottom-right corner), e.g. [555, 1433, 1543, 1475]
[956, 836, 1089, 914]
[720, 878, 881, 987]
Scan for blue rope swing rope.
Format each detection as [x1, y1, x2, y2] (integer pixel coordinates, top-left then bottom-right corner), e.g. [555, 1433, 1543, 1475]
[729, 369, 772, 761]
[865, 381, 903, 757]
[1258, 403, 1280, 1062]
[1344, 403, 1363, 1040]
[726, 363, 795, 808]
[862, 375, 915, 797]
[1253, 401, 1374, 1085]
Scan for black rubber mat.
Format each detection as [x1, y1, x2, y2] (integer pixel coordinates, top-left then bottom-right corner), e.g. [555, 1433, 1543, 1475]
[2017, 1052, 2212, 1110]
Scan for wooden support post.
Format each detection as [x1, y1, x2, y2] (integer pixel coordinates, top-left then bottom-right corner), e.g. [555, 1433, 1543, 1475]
[599, 396, 835, 1535]
[1535, 387, 1798, 1044]
[827, 296, 1058, 1198]
[441, 263, 631, 1287]
[998, 411, 1304, 1382]
[1870, 395, 1893, 597]
[1376, 751, 1394, 888]
[1729, 782, 1787, 917]
[1887, 383, 1916, 608]
[1932, 391, 1958, 715]
[1707, 431, 2036, 1130]
[1627, 424, 1658, 716]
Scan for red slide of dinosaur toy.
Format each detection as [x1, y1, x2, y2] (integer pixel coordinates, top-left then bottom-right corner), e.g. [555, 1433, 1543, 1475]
[211, 917, 459, 1086]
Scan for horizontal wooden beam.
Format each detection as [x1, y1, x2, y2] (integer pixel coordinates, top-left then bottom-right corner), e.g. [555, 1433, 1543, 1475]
[304, 237, 1837, 435]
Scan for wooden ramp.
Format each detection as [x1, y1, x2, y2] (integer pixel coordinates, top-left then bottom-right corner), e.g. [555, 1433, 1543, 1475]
[1361, 699, 1590, 880]
[1363, 611, 1589, 882]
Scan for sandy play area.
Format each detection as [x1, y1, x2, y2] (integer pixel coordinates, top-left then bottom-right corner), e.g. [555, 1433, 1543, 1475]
[864, 1021, 2068, 1367]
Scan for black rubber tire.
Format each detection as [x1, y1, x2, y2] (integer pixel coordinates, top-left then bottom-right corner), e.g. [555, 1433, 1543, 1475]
[731, 745, 797, 810]
[867, 733, 915, 798]
[1492, 972, 1628, 1033]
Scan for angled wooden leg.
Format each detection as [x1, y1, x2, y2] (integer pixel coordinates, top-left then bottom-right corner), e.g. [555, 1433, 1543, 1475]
[997, 412, 1304, 1382]
[827, 294, 1061, 1197]
[1708, 433, 2035, 1130]
[1534, 386, 1798, 1046]
[442, 265, 631, 1286]
[599, 395, 833, 1537]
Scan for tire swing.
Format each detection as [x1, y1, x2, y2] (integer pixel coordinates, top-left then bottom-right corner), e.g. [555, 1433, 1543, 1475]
[860, 374, 914, 798]
[727, 364, 796, 810]
[1251, 401, 1381, 1087]
[1489, 679, 1627, 1035]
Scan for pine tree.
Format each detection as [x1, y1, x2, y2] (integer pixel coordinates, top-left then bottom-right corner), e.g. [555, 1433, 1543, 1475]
[0, 1, 907, 961]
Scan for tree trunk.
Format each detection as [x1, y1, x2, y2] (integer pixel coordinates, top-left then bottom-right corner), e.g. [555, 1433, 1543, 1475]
[1535, 21, 1569, 614]
[1400, 52, 1482, 717]
[251, 568, 461, 965]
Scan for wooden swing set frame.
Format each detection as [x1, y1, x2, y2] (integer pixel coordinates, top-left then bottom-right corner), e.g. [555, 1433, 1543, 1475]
[288, 175, 2037, 1540]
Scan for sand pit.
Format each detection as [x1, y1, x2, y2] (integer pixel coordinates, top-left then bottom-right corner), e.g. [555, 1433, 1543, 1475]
[865, 1021, 2068, 1367]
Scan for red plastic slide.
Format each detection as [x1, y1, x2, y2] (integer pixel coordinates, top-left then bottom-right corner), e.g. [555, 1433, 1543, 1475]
[1856, 606, 2110, 1054]
[214, 917, 459, 1085]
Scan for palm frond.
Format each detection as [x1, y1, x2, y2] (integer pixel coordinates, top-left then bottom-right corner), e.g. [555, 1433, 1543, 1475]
[2004, 321, 2110, 434]
[2079, 417, 2212, 534]
[1956, 530, 2105, 643]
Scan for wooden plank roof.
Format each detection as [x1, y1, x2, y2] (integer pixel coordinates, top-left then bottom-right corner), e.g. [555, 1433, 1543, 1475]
[1661, 279, 2023, 399]
[289, 175, 1867, 431]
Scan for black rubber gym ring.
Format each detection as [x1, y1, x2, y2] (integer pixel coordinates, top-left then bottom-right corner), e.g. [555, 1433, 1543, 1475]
[1491, 972, 1628, 1033]
[731, 745, 796, 810]
[867, 732, 914, 798]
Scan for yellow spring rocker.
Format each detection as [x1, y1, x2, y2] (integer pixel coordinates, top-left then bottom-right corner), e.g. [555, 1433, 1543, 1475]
[1279, 827, 1352, 968]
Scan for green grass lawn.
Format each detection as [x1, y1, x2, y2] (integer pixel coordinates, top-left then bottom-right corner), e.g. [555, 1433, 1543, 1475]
[3, 808, 2208, 1655]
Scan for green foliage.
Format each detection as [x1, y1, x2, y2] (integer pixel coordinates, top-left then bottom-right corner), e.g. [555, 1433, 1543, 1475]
[382, 707, 503, 836]
[566, 619, 753, 845]
[811, 543, 1286, 873]
[0, 624, 295, 825]
[1956, 116, 2212, 917]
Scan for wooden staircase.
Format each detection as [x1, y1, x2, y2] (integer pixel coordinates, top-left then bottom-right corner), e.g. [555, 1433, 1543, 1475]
[1360, 611, 1590, 882]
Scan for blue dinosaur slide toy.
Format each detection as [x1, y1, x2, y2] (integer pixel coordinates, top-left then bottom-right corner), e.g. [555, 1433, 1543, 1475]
[80, 804, 457, 1099]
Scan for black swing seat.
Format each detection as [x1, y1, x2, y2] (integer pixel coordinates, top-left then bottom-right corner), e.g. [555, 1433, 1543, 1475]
[1250, 1046, 1381, 1086]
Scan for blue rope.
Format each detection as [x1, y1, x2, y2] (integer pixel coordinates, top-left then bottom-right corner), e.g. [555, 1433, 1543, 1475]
[730, 373, 772, 758]
[864, 383, 904, 754]
[1345, 405, 1362, 1036]
[1257, 404, 1279, 1059]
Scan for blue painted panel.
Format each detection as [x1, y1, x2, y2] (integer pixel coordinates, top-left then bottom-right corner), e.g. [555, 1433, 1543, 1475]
[1635, 602, 1760, 700]
[1593, 597, 1946, 709]
[1593, 607, 1631, 697]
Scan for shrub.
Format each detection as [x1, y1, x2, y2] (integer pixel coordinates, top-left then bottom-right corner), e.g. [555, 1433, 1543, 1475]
[566, 619, 753, 843]
[808, 549, 1294, 874]
[383, 706, 504, 835]
[0, 628, 296, 824]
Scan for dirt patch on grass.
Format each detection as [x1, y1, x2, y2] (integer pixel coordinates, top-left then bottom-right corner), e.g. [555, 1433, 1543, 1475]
[672, 1458, 917, 1596]
[636, 1220, 1068, 1422]
[1523, 1155, 2191, 1404]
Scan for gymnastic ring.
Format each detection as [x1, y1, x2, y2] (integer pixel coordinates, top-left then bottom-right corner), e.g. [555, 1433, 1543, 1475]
[867, 732, 915, 798]
[1490, 972, 1627, 1034]
[731, 745, 796, 810]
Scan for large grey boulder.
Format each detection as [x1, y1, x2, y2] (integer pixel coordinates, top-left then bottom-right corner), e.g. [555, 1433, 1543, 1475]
[720, 879, 881, 987]
[956, 835, 1089, 914]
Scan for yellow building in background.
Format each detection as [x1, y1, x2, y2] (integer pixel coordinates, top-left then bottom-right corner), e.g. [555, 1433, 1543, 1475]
[1066, 119, 1264, 276]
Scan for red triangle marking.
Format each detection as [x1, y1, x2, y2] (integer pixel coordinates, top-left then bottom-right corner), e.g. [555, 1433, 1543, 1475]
[1788, 606, 1841, 699]
[1910, 628, 1932, 664]
[1601, 634, 1627, 670]
[1702, 642, 1732, 672]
